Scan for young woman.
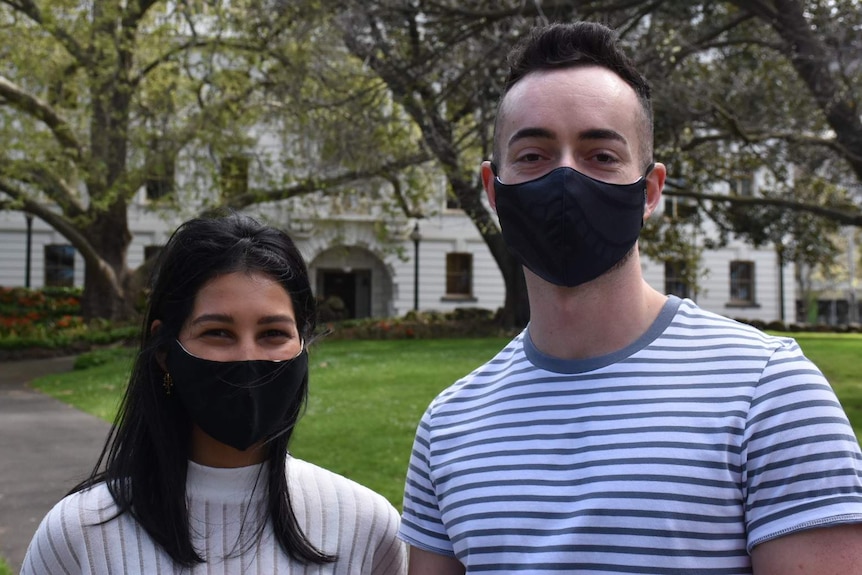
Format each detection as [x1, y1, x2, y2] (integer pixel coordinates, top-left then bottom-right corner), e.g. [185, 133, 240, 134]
[22, 212, 406, 574]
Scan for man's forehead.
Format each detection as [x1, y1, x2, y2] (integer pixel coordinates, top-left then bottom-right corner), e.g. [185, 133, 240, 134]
[497, 67, 643, 150]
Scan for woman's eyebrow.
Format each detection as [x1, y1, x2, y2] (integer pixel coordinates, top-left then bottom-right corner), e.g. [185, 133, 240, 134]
[258, 315, 296, 326]
[190, 313, 233, 326]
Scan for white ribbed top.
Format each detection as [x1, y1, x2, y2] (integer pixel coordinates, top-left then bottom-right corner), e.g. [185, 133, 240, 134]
[22, 457, 406, 574]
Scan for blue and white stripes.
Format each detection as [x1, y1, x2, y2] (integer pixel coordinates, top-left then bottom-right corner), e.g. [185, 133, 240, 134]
[400, 296, 862, 574]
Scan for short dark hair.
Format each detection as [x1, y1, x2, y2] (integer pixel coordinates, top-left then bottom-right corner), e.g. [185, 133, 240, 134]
[75, 210, 333, 566]
[493, 21, 654, 170]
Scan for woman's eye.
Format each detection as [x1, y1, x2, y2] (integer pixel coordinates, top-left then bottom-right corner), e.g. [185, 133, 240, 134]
[261, 329, 292, 340]
[202, 328, 232, 338]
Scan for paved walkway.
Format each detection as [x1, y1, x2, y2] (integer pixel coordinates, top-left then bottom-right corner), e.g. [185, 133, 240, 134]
[0, 356, 111, 573]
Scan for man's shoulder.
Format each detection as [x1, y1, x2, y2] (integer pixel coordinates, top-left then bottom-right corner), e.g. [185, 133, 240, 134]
[432, 330, 530, 403]
[671, 298, 795, 349]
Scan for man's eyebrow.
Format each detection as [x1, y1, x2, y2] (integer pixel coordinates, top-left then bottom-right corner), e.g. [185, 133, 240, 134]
[579, 128, 627, 144]
[507, 127, 628, 148]
[507, 127, 557, 148]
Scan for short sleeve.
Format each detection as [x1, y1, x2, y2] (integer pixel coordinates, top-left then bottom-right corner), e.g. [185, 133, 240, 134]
[398, 406, 456, 556]
[742, 339, 862, 550]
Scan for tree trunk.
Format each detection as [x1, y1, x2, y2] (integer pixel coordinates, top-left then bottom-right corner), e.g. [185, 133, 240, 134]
[450, 178, 529, 329]
[79, 206, 135, 322]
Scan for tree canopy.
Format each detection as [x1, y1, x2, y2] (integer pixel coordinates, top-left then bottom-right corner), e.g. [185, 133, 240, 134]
[0, 0, 428, 320]
[2, 0, 859, 325]
[333, 0, 861, 321]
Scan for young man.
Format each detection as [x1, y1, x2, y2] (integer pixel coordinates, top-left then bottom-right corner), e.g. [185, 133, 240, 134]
[399, 21, 862, 575]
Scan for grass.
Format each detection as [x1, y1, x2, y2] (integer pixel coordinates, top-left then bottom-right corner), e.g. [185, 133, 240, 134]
[774, 332, 862, 439]
[29, 333, 862, 508]
[0, 557, 11, 575]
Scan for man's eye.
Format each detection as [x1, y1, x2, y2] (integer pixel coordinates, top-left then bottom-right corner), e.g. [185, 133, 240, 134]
[519, 153, 543, 162]
[594, 153, 618, 164]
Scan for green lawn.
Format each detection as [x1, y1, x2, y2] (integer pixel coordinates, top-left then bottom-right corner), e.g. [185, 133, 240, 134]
[775, 332, 862, 439]
[0, 557, 11, 575]
[29, 333, 862, 508]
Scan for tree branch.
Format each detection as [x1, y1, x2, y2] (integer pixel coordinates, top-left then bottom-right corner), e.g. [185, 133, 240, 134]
[0, 0, 88, 65]
[663, 187, 862, 227]
[0, 158, 86, 217]
[225, 153, 432, 210]
[0, 76, 85, 162]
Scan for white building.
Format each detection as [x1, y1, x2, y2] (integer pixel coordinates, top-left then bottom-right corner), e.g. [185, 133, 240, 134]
[0, 171, 794, 324]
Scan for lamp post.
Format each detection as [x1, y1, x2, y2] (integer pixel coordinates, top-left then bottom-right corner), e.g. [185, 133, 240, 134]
[25, 213, 33, 288]
[410, 221, 422, 311]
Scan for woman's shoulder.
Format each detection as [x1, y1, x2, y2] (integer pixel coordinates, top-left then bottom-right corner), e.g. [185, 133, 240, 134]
[286, 456, 399, 519]
[21, 483, 120, 574]
[286, 457, 405, 569]
[41, 482, 118, 527]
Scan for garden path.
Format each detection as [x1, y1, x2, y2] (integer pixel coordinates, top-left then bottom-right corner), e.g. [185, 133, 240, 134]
[0, 356, 110, 573]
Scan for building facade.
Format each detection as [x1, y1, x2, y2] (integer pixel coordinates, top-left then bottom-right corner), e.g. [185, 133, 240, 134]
[0, 181, 794, 324]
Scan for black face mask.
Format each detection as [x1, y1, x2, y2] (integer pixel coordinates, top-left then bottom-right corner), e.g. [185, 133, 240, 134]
[165, 339, 308, 451]
[493, 164, 653, 287]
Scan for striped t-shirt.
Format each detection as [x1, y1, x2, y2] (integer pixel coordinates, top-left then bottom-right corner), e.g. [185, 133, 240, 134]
[399, 296, 862, 574]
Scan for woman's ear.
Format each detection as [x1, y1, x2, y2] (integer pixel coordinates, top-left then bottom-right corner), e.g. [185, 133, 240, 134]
[151, 320, 168, 371]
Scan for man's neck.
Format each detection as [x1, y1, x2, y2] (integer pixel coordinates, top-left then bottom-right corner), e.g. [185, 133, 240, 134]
[526, 266, 667, 361]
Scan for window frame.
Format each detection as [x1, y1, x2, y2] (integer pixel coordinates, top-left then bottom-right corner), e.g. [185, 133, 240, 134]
[444, 252, 473, 299]
[729, 260, 756, 305]
[44, 244, 75, 287]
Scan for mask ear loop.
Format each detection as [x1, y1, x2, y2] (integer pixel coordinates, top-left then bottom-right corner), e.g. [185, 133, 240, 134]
[490, 162, 499, 177]
[644, 162, 656, 178]
[641, 162, 656, 228]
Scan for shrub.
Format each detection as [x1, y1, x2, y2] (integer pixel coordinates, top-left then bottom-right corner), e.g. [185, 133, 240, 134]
[321, 308, 517, 341]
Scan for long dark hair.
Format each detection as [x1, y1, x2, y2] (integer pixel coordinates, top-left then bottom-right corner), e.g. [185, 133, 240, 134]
[74, 210, 334, 566]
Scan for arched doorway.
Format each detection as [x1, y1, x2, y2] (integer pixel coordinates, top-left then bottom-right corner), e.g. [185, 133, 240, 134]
[310, 246, 393, 320]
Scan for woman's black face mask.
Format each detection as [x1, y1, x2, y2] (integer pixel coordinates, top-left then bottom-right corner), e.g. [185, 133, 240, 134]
[165, 339, 308, 451]
[493, 164, 653, 287]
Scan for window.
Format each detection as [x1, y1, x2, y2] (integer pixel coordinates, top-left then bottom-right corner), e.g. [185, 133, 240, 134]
[664, 196, 698, 220]
[729, 261, 755, 304]
[45, 245, 75, 287]
[145, 154, 175, 201]
[732, 176, 754, 197]
[220, 155, 249, 198]
[446, 253, 472, 297]
[664, 261, 690, 299]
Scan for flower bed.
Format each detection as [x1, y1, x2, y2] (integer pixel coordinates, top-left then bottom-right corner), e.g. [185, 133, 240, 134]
[0, 286, 137, 359]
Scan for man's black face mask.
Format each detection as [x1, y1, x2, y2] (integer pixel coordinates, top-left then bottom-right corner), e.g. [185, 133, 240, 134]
[492, 164, 653, 287]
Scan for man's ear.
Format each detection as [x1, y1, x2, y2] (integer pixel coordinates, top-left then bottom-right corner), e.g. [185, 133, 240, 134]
[151, 320, 168, 371]
[481, 161, 497, 210]
[643, 162, 666, 220]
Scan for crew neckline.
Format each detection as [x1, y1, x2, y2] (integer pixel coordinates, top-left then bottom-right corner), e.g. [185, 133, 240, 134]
[523, 295, 681, 374]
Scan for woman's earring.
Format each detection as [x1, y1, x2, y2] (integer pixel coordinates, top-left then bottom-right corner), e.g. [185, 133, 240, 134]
[163, 372, 173, 395]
